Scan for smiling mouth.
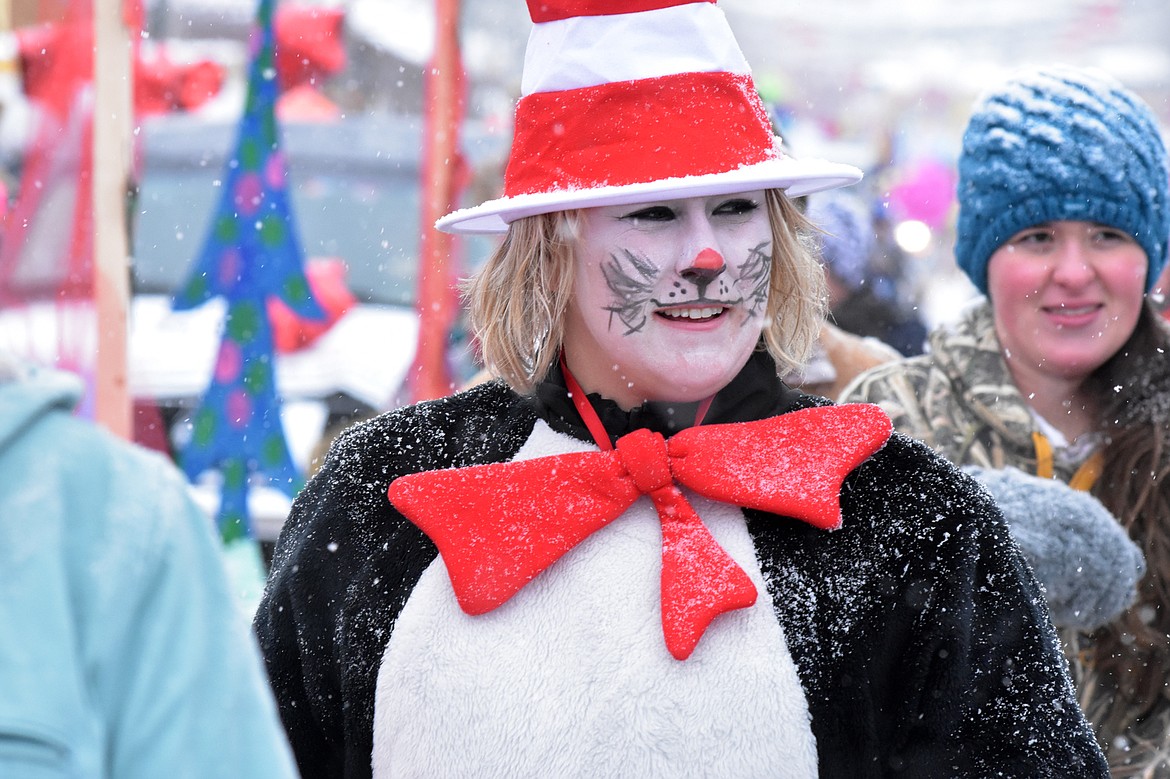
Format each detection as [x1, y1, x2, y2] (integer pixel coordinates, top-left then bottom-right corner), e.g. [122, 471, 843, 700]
[656, 306, 728, 321]
[1043, 304, 1101, 316]
[652, 297, 742, 322]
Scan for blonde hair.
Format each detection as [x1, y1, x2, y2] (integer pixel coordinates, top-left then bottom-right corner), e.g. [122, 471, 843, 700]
[463, 189, 826, 394]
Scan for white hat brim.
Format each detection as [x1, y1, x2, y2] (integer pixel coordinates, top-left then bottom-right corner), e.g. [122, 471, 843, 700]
[436, 156, 863, 235]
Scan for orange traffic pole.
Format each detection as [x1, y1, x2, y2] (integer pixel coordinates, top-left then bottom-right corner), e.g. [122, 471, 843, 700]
[410, 0, 465, 402]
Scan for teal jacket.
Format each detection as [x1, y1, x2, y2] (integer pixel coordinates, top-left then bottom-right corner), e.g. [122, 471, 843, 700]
[0, 363, 297, 778]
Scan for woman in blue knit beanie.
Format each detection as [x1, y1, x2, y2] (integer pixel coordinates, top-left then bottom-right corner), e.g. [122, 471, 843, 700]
[842, 64, 1170, 774]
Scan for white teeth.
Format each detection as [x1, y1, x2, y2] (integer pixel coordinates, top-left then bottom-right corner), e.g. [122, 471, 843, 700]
[660, 307, 723, 320]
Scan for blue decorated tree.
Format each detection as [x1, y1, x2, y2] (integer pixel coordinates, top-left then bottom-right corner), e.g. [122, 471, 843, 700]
[174, 0, 325, 542]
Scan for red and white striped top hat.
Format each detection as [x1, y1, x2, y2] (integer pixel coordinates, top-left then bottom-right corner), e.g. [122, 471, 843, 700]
[437, 0, 862, 234]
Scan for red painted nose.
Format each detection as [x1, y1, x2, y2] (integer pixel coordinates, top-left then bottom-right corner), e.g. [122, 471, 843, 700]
[693, 248, 724, 272]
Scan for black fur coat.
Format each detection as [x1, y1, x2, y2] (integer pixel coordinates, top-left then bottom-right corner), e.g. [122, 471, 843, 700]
[255, 352, 1105, 778]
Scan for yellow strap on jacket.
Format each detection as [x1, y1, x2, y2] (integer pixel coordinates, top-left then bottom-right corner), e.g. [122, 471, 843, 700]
[1032, 431, 1103, 492]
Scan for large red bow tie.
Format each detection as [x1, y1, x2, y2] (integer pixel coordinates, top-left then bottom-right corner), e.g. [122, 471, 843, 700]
[388, 404, 891, 660]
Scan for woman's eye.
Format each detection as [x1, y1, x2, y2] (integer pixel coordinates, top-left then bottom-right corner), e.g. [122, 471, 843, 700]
[1013, 230, 1053, 246]
[622, 206, 675, 222]
[1092, 228, 1132, 245]
[714, 198, 759, 216]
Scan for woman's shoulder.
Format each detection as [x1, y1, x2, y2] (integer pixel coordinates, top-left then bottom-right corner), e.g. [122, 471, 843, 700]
[330, 380, 536, 473]
[839, 302, 997, 401]
[276, 381, 538, 556]
[262, 380, 542, 646]
[836, 353, 941, 436]
[838, 352, 936, 400]
[828, 426, 1020, 567]
[852, 427, 996, 515]
[825, 431, 1027, 610]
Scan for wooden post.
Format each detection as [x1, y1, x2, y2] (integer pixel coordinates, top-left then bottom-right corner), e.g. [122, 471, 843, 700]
[92, 0, 133, 438]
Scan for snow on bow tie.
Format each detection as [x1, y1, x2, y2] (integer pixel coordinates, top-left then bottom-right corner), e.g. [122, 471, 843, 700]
[387, 404, 891, 660]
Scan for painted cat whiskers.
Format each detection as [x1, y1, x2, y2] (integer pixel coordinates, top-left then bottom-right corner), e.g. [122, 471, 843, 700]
[739, 241, 772, 320]
[601, 249, 660, 334]
[600, 240, 772, 335]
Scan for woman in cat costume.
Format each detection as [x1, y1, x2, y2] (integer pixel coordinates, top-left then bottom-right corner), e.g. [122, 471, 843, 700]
[255, 2, 1105, 776]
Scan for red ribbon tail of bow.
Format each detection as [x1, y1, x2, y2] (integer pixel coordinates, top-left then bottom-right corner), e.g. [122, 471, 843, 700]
[653, 485, 758, 660]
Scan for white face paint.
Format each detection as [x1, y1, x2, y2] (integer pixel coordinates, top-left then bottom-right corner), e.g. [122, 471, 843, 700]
[562, 191, 773, 409]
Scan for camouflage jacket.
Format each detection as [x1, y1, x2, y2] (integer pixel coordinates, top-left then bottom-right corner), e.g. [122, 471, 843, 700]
[841, 299, 1170, 777]
[839, 300, 1063, 476]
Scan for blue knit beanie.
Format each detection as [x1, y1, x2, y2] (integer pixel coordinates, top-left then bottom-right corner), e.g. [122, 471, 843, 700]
[807, 190, 874, 292]
[955, 65, 1170, 295]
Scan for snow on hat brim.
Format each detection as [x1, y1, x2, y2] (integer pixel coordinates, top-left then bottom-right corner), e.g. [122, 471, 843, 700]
[438, 155, 862, 234]
[437, 0, 862, 235]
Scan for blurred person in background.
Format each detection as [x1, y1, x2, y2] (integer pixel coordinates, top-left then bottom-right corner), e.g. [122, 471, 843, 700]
[842, 64, 1170, 775]
[809, 190, 927, 356]
[776, 189, 904, 400]
[778, 315, 900, 401]
[0, 355, 297, 777]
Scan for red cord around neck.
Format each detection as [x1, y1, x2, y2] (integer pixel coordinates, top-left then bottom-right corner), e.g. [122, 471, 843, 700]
[559, 355, 713, 451]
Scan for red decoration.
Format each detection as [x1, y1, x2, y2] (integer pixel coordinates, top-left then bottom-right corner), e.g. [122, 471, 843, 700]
[388, 403, 892, 660]
[274, 4, 346, 92]
[2, 6, 95, 307]
[135, 53, 225, 116]
[15, 20, 90, 121]
[268, 257, 357, 353]
[17, 2, 350, 120]
[17, 20, 224, 118]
